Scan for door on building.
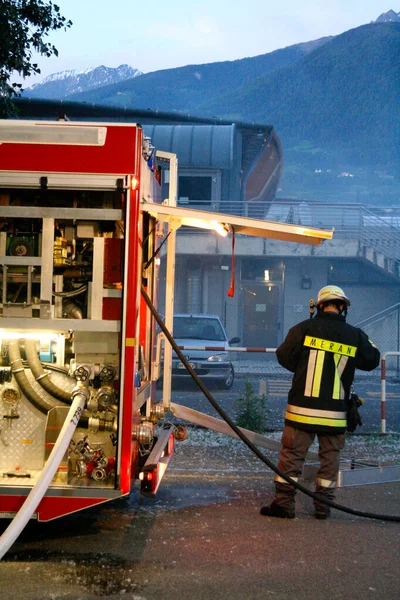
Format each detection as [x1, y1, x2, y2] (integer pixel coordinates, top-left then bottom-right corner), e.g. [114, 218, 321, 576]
[242, 283, 280, 348]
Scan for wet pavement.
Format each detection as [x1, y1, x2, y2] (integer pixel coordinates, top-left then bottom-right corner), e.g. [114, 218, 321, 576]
[0, 434, 399, 600]
[0, 368, 399, 599]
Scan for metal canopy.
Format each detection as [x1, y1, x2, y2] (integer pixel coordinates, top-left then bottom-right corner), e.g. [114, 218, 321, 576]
[142, 202, 334, 246]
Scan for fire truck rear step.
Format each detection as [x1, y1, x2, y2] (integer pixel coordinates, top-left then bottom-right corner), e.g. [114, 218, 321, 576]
[140, 425, 175, 498]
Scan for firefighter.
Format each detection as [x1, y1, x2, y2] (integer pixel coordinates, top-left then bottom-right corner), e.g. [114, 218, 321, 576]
[260, 285, 380, 519]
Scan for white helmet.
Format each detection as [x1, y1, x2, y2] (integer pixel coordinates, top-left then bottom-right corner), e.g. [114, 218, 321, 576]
[316, 285, 350, 307]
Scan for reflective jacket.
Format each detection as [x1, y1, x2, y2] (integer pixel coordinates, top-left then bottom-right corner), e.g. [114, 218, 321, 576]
[276, 311, 380, 434]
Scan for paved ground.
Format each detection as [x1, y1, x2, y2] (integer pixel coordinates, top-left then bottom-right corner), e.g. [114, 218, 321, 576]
[0, 361, 399, 599]
[0, 437, 399, 600]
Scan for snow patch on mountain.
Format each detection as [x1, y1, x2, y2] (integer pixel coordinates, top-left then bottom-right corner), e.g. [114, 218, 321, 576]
[25, 64, 143, 99]
[373, 10, 400, 23]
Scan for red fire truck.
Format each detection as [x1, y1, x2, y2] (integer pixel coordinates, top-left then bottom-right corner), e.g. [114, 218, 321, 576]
[0, 119, 333, 525]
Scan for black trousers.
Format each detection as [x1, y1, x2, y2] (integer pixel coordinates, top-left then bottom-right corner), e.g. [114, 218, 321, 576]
[274, 425, 346, 512]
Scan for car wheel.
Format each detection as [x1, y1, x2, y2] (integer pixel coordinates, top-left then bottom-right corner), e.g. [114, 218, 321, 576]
[217, 365, 234, 390]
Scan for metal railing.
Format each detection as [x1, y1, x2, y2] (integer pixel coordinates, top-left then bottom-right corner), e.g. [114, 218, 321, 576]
[360, 208, 400, 262]
[355, 303, 400, 374]
[355, 302, 400, 329]
[178, 200, 400, 278]
[380, 352, 400, 434]
[178, 200, 400, 237]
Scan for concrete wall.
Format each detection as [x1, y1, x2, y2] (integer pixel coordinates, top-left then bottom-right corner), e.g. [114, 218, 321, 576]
[281, 260, 399, 355]
[159, 235, 400, 352]
[282, 258, 328, 334]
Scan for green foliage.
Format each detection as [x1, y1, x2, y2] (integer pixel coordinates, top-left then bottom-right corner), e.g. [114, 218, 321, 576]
[66, 22, 400, 173]
[199, 23, 400, 168]
[234, 377, 268, 434]
[0, 0, 72, 116]
[65, 38, 329, 109]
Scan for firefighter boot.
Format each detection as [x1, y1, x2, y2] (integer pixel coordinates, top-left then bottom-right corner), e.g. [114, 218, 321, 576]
[260, 500, 295, 519]
[314, 506, 331, 520]
[314, 485, 334, 519]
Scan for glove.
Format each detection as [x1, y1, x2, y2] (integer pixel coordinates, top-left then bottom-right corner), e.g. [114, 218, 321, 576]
[347, 392, 363, 433]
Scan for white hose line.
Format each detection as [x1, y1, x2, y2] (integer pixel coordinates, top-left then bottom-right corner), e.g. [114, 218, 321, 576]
[0, 394, 86, 560]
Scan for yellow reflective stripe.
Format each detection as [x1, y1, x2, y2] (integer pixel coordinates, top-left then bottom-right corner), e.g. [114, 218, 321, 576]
[333, 353, 341, 399]
[316, 477, 336, 488]
[337, 355, 348, 400]
[333, 354, 348, 400]
[312, 350, 325, 397]
[274, 474, 298, 484]
[287, 404, 346, 420]
[125, 338, 136, 347]
[304, 336, 357, 357]
[305, 349, 317, 397]
[285, 411, 347, 428]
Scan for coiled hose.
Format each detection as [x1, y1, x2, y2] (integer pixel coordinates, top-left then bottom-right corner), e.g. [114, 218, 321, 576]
[24, 338, 73, 404]
[9, 339, 89, 428]
[9, 340, 53, 415]
[141, 285, 400, 523]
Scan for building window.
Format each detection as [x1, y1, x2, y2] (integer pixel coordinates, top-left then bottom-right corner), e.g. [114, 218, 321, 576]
[177, 171, 221, 208]
[179, 176, 212, 205]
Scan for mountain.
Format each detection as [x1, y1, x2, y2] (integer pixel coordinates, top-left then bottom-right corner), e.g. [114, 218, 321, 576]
[22, 16, 400, 203]
[64, 38, 331, 111]
[374, 10, 400, 22]
[64, 22, 400, 171]
[24, 64, 142, 99]
[196, 23, 400, 164]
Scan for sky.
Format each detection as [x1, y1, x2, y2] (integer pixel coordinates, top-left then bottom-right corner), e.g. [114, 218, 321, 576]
[17, 1, 397, 85]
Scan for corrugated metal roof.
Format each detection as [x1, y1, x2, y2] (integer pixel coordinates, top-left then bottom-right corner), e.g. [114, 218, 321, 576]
[143, 124, 234, 169]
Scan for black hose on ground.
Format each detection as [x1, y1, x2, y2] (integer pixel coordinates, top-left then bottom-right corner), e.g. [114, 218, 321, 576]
[8, 340, 53, 415]
[24, 338, 73, 404]
[141, 285, 400, 523]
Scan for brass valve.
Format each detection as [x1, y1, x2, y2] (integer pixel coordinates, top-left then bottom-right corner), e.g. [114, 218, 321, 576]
[132, 421, 154, 445]
[149, 403, 167, 424]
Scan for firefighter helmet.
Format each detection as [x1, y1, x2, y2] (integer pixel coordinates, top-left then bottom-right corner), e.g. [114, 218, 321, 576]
[316, 285, 350, 307]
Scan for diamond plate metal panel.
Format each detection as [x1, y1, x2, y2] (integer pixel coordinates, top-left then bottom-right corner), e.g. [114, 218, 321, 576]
[0, 370, 75, 472]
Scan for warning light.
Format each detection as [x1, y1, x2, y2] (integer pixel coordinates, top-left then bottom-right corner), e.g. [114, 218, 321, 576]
[131, 176, 139, 191]
[139, 471, 154, 481]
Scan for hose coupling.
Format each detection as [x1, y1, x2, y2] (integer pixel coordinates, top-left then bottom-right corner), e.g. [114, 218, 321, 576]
[149, 402, 167, 424]
[88, 416, 117, 433]
[71, 384, 90, 408]
[132, 421, 154, 445]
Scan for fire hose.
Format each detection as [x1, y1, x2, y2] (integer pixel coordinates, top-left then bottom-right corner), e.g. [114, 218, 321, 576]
[141, 285, 400, 522]
[24, 338, 73, 404]
[9, 339, 90, 427]
[0, 387, 89, 560]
